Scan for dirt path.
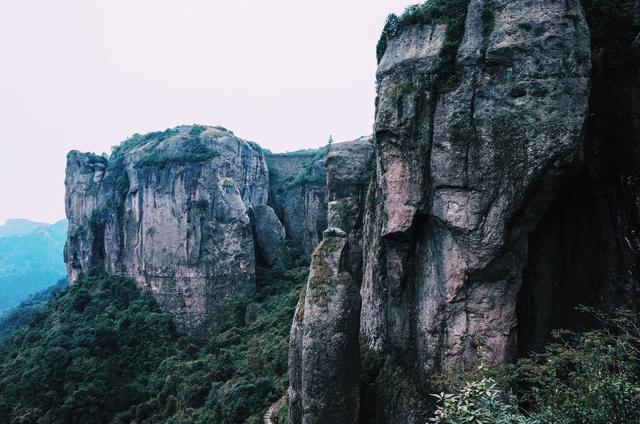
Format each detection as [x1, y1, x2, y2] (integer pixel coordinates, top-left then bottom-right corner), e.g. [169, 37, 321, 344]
[263, 395, 287, 424]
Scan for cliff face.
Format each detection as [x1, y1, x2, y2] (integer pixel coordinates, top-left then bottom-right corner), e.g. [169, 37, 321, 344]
[65, 126, 327, 336]
[288, 138, 373, 424]
[289, 1, 640, 423]
[266, 152, 328, 254]
[364, 0, 591, 374]
[65, 126, 270, 334]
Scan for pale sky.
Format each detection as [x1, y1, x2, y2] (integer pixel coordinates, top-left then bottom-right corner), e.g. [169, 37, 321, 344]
[0, 0, 416, 224]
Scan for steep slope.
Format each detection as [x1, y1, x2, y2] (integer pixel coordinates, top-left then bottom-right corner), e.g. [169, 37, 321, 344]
[0, 219, 68, 311]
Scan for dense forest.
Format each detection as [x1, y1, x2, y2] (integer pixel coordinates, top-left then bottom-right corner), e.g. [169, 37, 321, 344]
[0, 244, 307, 423]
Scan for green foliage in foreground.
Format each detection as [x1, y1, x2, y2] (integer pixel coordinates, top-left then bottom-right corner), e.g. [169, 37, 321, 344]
[0, 270, 181, 423]
[0, 244, 307, 424]
[431, 308, 640, 424]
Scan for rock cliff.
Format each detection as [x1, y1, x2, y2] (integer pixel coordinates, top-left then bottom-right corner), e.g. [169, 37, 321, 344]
[65, 126, 328, 335]
[266, 151, 328, 254]
[289, 0, 640, 422]
[288, 137, 373, 424]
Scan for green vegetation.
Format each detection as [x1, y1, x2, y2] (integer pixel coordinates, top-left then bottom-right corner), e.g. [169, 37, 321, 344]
[0, 269, 180, 423]
[284, 146, 328, 189]
[430, 307, 640, 424]
[135, 139, 218, 169]
[0, 279, 67, 342]
[110, 128, 180, 159]
[0, 244, 309, 423]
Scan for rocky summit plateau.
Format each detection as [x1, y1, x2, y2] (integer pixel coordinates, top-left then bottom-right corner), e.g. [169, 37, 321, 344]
[2, 0, 639, 423]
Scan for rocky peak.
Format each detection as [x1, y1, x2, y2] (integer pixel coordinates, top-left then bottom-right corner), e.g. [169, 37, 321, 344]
[65, 125, 288, 335]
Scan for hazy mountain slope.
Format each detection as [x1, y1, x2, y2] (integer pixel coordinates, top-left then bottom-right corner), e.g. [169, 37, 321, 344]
[0, 278, 67, 342]
[0, 219, 67, 311]
[0, 218, 48, 237]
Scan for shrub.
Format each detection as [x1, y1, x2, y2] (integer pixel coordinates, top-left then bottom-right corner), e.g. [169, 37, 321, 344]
[431, 308, 640, 424]
[431, 376, 533, 424]
[135, 140, 218, 169]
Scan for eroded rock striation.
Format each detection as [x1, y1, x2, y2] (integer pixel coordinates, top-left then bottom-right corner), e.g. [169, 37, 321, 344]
[266, 152, 328, 254]
[65, 126, 328, 335]
[289, 137, 373, 424]
[289, 0, 640, 422]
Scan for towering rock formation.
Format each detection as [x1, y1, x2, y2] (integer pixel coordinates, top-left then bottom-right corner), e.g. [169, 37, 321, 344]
[288, 137, 373, 424]
[364, 0, 592, 375]
[289, 0, 640, 423]
[64, 126, 326, 335]
[65, 126, 270, 335]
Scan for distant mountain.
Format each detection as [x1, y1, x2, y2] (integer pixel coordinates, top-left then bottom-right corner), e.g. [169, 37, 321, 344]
[0, 219, 68, 311]
[0, 218, 48, 237]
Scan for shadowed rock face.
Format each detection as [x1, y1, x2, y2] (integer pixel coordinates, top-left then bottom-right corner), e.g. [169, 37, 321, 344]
[288, 138, 373, 424]
[65, 126, 269, 335]
[362, 0, 591, 377]
[266, 153, 328, 254]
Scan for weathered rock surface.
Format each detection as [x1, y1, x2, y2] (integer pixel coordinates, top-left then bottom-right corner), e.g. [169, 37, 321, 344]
[288, 0, 640, 422]
[362, 0, 591, 380]
[65, 126, 335, 336]
[266, 153, 328, 254]
[250, 205, 286, 266]
[65, 126, 268, 335]
[289, 137, 373, 424]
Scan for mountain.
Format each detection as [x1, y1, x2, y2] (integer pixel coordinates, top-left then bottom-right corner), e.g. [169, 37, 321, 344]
[1, 0, 639, 423]
[290, 0, 640, 422]
[0, 218, 48, 237]
[0, 219, 68, 311]
[64, 125, 327, 335]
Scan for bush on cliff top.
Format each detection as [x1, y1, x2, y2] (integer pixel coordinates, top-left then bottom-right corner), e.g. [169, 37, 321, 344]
[376, 0, 469, 91]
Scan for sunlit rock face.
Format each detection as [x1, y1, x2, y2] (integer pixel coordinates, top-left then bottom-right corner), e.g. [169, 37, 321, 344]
[65, 126, 275, 335]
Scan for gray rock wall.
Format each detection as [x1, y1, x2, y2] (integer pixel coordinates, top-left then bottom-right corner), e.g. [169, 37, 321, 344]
[66, 126, 274, 335]
[288, 138, 373, 424]
[362, 0, 591, 378]
[266, 153, 328, 254]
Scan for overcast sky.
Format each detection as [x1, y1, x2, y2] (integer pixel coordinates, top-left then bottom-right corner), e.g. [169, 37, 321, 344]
[0, 0, 416, 224]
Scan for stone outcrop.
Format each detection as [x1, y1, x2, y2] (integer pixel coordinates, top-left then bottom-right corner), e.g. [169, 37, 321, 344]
[65, 126, 269, 335]
[266, 152, 328, 254]
[363, 0, 592, 377]
[249, 205, 286, 267]
[289, 0, 640, 422]
[65, 126, 329, 336]
[288, 137, 373, 424]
